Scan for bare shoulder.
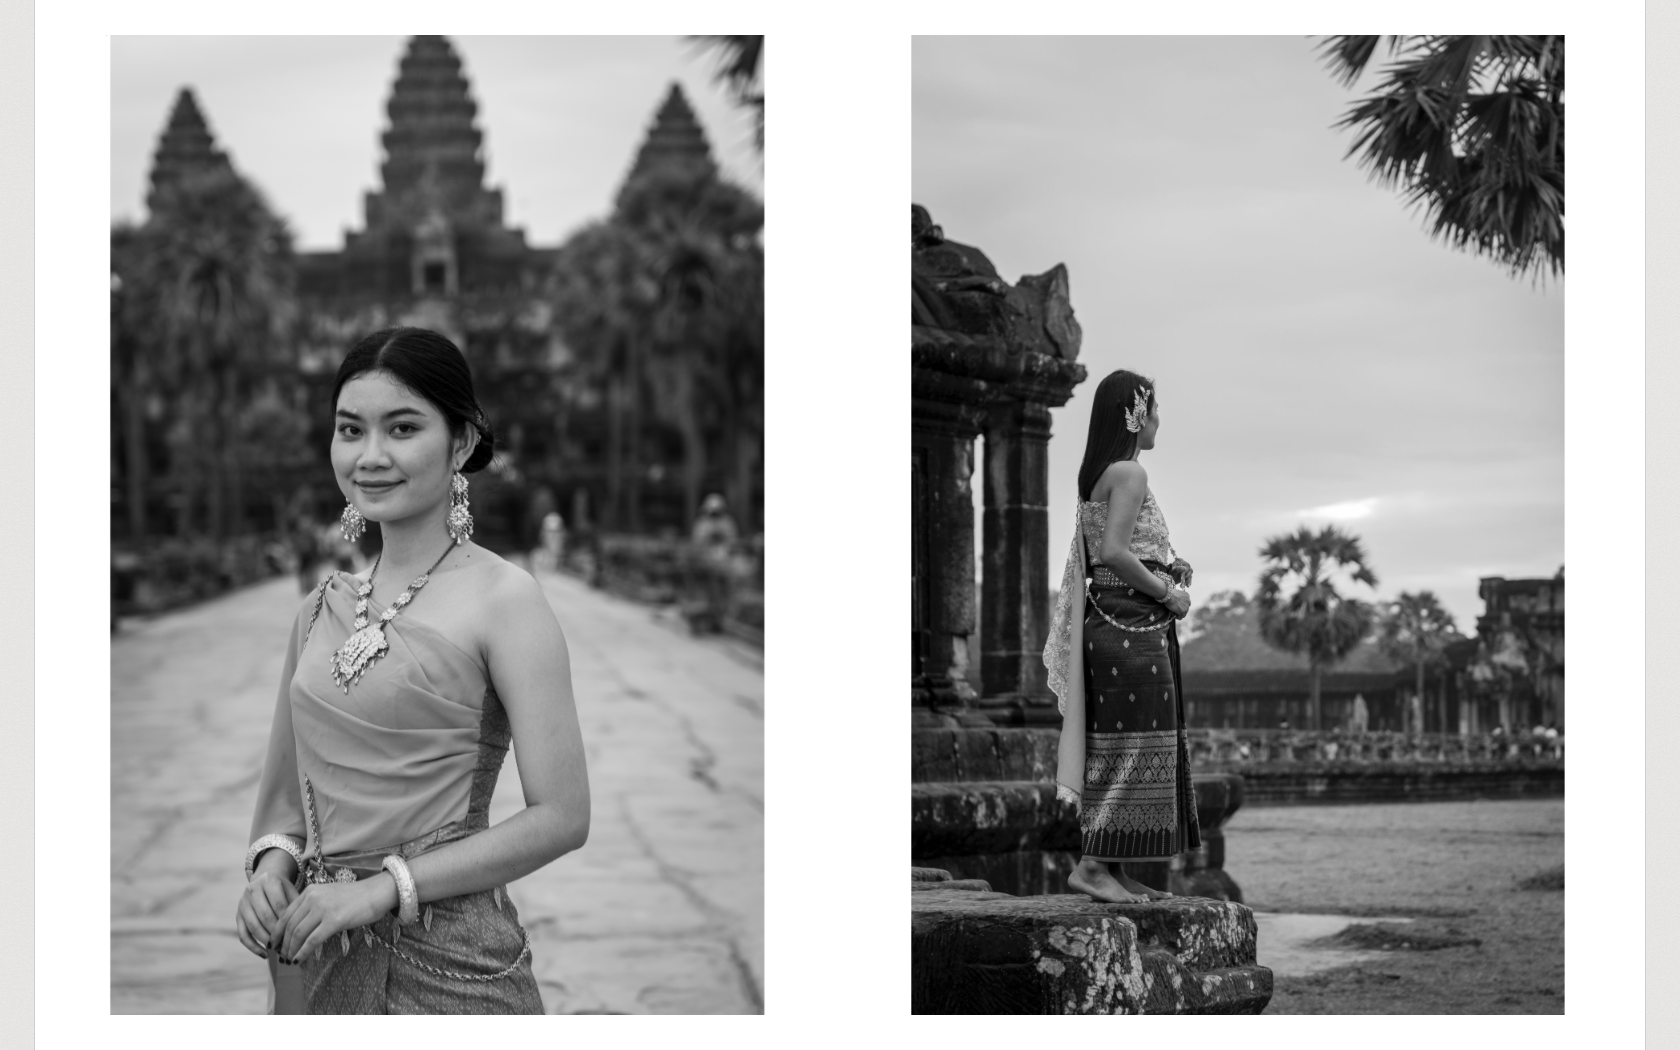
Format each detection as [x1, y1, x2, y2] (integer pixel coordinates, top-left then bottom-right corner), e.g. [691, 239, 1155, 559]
[1096, 459, 1148, 500]
[453, 548, 547, 612]
[490, 561, 550, 611]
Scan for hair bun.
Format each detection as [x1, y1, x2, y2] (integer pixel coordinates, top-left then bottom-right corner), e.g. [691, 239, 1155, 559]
[461, 417, 496, 474]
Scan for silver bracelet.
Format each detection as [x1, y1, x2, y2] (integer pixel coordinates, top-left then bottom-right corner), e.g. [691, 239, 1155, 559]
[382, 854, 420, 926]
[245, 834, 305, 881]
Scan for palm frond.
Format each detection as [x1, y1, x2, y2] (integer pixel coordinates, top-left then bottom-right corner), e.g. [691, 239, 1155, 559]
[689, 35, 764, 153]
[1316, 35, 1386, 88]
[1322, 34, 1564, 279]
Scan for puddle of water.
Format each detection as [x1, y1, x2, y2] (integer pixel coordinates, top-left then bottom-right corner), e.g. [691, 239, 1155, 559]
[1253, 912, 1414, 977]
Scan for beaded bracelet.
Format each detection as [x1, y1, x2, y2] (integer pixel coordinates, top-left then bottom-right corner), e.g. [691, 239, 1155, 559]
[382, 854, 420, 926]
[245, 834, 306, 881]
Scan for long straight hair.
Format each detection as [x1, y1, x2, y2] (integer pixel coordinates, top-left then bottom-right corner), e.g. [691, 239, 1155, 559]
[1077, 369, 1155, 501]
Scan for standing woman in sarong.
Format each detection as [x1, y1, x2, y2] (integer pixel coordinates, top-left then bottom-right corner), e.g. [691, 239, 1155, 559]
[1043, 369, 1200, 903]
[234, 327, 590, 1013]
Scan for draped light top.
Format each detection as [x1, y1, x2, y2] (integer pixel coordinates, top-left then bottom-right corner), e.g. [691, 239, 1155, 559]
[1046, 490, 1176, 715]
[1078, 490, 1176, 568]
[1045, 488, 1181, 805]
[250, 572, 504, 857]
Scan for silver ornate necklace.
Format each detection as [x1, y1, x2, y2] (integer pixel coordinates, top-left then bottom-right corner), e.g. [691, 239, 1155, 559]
[330, 540, 458, 692]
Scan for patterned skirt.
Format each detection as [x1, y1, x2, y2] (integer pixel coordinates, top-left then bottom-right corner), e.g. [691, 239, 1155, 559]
[1080, 564, 1202, 861]
[282, 821, 544, 1014]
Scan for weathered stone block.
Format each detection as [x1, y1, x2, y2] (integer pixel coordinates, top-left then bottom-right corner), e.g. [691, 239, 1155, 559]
[912, 878, 994, 892]
[1012, 264, 1082, 360]
[990, 728, 1059, 782]
[910, 781, 1078, 857]
[911, 888, 1271, 1014]
[953, 729, 1002, 782]
[917, 849, 1080, 898]
[910, 727, 1060, 783]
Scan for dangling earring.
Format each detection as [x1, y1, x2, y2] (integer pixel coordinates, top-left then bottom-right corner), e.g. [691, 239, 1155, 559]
[446, 472, 473, 545]
[340, 502, 366, 543]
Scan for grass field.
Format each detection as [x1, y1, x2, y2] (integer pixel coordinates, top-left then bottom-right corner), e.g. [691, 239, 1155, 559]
[1223, 797, 1564, 1014]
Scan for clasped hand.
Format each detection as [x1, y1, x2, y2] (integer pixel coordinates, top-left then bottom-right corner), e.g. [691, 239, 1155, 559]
[1162, 585, 1191, 620]
[236, 871, 395, 963]
[1162, 559, 1193, 620]
[1169, 557, 1194, 589]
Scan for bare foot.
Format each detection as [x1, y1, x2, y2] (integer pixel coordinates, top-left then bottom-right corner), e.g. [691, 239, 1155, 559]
[1114, 870, 1174, 900]
[1068, 860, 1148, 903]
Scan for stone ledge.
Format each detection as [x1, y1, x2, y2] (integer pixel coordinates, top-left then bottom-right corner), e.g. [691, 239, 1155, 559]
[912, 888, 1271, 1014]
[911, 327, 1086, 405]
[1223, 764, 1564, 805]
[912, 726, 1060, 783]
[911, 780, 1077, 857]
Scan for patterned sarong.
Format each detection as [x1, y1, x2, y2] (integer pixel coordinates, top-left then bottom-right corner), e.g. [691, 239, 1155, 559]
[1080, 563, 1201, 860]
[276, 820, 544, 1014]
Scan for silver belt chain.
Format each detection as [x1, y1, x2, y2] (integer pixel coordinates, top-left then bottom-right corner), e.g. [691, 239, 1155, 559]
[364, 923, 533, 983]
[1084, 575, 1174, 634]
[300, 775, 532, 983]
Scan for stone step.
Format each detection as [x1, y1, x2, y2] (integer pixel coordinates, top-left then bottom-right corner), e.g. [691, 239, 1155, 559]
[913, 726, 1060, 783]
[911, 780, 1076, 857]
[911, 775, 1244, 858]
[911, 887, 1272, 1014]
[912, 878, 994, 892]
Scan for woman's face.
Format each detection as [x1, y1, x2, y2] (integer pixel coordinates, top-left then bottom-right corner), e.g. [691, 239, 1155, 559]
[332, 370, 467, 527]
[1137, 396, 1161, 451]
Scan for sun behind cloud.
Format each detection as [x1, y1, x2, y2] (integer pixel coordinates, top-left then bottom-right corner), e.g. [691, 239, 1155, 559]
[1299, 497, 1379, 522]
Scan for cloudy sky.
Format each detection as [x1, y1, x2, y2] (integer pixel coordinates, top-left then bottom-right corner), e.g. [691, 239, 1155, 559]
[914, 36, 1563, 633]
[111, 36, 762, 250]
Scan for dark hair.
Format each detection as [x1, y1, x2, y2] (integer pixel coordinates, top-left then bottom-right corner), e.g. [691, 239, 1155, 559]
[1076, 369, 1155, 501]
[331, 327, 497, 474]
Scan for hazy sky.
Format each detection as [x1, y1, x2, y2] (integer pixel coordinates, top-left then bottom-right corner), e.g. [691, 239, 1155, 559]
[112, 36, 763, 250]
[914, 36, 1563, 633]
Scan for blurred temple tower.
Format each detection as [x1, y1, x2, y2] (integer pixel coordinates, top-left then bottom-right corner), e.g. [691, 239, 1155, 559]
[117, 36, 759, 560]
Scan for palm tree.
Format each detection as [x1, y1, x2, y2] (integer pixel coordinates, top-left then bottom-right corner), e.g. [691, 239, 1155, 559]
[112, 229, 153, 542]
[640, 179, 763, 527]
[554, 162, 763, 531]
[691, 35, 763, 153]
[1318, 35, 1563, 279]
[551, 219, 657, 530]
[1255, 525, 1380, 731]
[113, 165, 294, 539]
[1378, 591, 1462, 734]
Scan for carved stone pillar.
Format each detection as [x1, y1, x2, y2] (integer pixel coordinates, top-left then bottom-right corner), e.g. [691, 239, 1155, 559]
[912, 399, 986, 714]
[911, 205, 1085, 728]
[980, 399, 1053, 706]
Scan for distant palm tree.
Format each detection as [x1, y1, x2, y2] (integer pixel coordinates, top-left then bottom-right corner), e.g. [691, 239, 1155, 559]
[1378, 591, 1463, 734]
[639, 176, 762, 526]
[550, 219, 655, 531]
[114, 165, 294, 538]
[554, 164, 762, 530]
[691, 35, 763, 153]
[1318, 35, 1563, 279]
[1256, 525, 1380, 730]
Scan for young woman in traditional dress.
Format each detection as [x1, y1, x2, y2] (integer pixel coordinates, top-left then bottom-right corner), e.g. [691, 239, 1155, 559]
[1043, 369, 1199, 903]
[235, 327, 590, 1013]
